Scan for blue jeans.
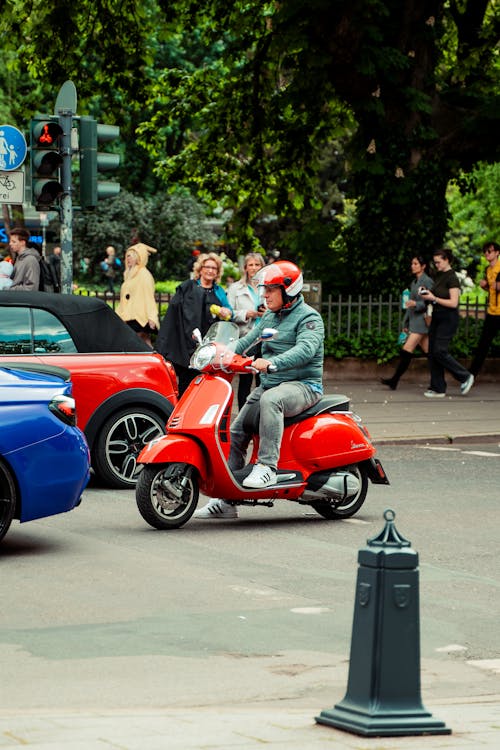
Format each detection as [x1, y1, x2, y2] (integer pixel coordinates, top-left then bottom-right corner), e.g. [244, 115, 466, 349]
[229, 381, 321, 471]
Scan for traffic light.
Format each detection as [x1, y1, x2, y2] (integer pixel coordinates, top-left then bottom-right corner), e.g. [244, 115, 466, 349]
[79, 116, 120, 209]
[30, 115, 64, 209]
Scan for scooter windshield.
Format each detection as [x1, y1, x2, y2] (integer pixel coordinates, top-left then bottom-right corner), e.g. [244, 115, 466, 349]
[200, 321, 240, 350]
[189, 321, 241, 372]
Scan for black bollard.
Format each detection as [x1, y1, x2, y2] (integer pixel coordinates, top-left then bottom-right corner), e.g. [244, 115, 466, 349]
[316, 508, 451, 736]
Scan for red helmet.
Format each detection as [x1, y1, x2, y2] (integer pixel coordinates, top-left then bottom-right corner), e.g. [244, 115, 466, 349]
[255, 260, 303, 299]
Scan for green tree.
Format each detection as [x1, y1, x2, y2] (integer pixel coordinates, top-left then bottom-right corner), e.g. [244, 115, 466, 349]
[2, 0, 499, 295]
[72, 189, 217, 281]
[138, 0, 500, 292]
[446, 162, 500, 274]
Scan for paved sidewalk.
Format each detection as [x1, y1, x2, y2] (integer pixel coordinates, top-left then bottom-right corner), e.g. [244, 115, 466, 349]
[1, 695, 499, 749]
[324, 379, 500, 445]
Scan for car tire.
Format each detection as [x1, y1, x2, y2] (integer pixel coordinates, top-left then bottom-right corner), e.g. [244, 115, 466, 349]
[93, 407, 168, 489]
[0, 458, 17, 543]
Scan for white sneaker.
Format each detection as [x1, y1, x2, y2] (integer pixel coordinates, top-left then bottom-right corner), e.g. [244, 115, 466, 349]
[193, 499, 238, 519]
[424, 390, 446, 398]
[460, 374, 474, 396]
[242, 463, 277, 488]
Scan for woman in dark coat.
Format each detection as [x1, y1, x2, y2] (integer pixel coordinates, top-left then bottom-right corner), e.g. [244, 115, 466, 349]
[156, 253, 232, 395]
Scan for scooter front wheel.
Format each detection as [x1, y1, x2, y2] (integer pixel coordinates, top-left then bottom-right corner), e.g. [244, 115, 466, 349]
[136, 463, 199, 529]
[310, 464, 368, 519]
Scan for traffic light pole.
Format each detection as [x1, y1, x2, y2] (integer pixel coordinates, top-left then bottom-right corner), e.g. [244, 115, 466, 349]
[58, 110, 73, 294]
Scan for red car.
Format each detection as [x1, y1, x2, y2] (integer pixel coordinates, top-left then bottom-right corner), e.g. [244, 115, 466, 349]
[0, 291, 178, 489]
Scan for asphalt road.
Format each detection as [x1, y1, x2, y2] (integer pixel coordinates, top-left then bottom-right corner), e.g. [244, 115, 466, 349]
[1, 442, 499, 714]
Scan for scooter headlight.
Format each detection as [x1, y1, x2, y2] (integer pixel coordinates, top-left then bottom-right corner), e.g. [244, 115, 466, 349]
[191, 343, 217, 370]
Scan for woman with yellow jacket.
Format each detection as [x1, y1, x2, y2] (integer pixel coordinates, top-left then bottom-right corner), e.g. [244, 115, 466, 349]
[117, 243, 159, 348]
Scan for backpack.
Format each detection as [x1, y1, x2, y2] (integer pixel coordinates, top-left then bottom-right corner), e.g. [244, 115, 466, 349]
[39, 256, 55, 292]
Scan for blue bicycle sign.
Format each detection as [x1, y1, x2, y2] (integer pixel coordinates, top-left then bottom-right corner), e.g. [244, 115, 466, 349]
[0, 124, 28, 171]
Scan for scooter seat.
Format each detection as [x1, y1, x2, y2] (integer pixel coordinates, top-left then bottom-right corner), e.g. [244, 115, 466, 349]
[241, 394, 350, 434]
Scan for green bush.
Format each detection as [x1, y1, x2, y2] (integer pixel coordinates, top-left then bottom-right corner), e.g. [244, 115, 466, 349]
[324, 316, 500, 364]
[325, 331, 401, 364]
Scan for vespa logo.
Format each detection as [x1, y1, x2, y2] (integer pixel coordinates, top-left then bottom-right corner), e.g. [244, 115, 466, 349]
[393, 584, 411, 609]
[350, 440, 365, 450]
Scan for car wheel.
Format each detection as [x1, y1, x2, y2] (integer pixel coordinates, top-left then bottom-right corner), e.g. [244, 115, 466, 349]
[0, 458, 16, 543]
[93, 407, 168, 489]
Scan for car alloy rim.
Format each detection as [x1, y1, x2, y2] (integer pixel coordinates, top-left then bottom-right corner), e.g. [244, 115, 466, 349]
[106, 412, 165, 483]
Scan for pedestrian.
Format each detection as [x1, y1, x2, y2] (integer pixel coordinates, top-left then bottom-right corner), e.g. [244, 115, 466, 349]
[48, 245, 62, 292]
[469, 241, 500, 379]
[186, 248, 201, 278]
[195, 260, 324, 519]
[381, 255, 433, 390]
[421, 248, 474, 398]
[227, 252, 266, 408]
[116, 243, 160, 348]
[0, 257, 13, 289]
[79, 256, 91, 277]
[100, 245, 122, 294]
[265, 249, 280, 265]
[8, 227, 41, 291]
[155, 252, 232, 396]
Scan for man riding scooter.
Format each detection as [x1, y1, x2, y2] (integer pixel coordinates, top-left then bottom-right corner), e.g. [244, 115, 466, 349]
[195, 259, 325, 519]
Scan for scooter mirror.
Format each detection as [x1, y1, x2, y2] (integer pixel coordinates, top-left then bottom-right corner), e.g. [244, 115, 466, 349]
[192, 328, 202, 344]
[260, 327, 278, 340]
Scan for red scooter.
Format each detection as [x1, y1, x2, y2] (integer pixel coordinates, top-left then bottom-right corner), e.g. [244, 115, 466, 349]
[136, 322, 389, 529]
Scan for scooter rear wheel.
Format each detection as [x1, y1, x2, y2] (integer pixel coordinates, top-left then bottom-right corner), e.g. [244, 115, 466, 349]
[310, 464, 368, 519]
[136, 462, 199, 529]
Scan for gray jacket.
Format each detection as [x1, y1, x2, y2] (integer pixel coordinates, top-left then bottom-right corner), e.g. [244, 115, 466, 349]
[235, 295, 324, 389]
[10, 247, 41, 291]
[403, 272, 434, 334]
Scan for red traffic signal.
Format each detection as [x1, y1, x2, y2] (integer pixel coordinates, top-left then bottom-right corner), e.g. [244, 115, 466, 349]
[32, 120, 63, 148]
[30, 116, 64, 208]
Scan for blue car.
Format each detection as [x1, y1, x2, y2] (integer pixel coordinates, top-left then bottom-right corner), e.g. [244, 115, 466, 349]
[0, 363, 90, 543]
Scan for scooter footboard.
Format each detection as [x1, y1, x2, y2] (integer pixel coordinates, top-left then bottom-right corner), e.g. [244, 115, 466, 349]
[363, 457, 390, 484]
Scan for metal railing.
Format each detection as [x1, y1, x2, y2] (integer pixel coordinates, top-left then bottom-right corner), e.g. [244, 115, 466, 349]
[78, 289, 488, 340]
[321, 294, 487, 339]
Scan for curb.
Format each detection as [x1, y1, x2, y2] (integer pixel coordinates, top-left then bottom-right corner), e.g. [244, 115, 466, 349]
[375, 432, 500, 446]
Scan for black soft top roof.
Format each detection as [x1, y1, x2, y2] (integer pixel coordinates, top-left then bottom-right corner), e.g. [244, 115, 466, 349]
[0, 291, 151, 353]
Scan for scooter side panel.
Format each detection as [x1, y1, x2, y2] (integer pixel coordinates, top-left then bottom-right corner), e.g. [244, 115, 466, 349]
[278, 413, 375, 470]
[138, 435, 207, 481]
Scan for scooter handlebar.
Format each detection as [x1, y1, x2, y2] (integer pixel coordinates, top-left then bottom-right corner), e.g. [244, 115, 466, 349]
[243, 363, 277, 374]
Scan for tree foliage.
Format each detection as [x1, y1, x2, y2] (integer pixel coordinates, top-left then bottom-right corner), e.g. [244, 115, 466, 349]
[1, 0, 499, 294]
[72, 189, 217, 280]
[139, 0, 500, 291]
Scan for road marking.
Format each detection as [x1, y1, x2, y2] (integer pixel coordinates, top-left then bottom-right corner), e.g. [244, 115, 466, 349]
[290, 607, 331, 615]
[462, 450, 500, 457]
[421, 446, 500, 457]
[467, 659, 500, 674]
[422, 446, 461, 452]
[435, 644, 468, 653]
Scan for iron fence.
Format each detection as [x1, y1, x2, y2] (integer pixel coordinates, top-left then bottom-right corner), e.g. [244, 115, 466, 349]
[321, 294, 487, 340]
[78, 288, 488, 341]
